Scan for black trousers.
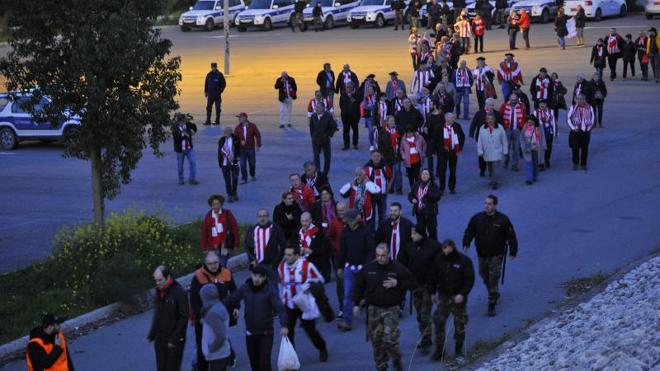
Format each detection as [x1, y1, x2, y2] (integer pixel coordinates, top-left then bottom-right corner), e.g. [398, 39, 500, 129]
[476, 90, 486, 111]
[312, 140, 332, 175]
[544, 135, 553, 165]
[405, 163, 421, 189]
[209, 357, 230, 371]
[593, 100, 604, 127]
[639, 54, 649, 79]
[206, 95, 222, 124]
[154, 338, 185, 371]
[437, 151, 458, 192]
[474, 35, 484, 53]
[522, 28, 530, 48]
[608, 56, 619, 79]
[246, 334, 274, 371]
[286, 307, 326, 350]
[623, 58, 635, 78]
[221, 164, 239, 197]
[478, 155, 486, 175]
[342, 114, 359, 147]
[569, 130, 591, 167]
[415, 211, 437, 240]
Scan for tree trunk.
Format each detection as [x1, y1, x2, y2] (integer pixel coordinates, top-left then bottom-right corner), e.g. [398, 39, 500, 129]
[90, 145, 105, 233]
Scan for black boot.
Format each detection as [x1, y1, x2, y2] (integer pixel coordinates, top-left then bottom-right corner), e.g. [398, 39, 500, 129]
[454, 341, 463, 356]
[488, 303, 496, 317]
[392, 358, 404, 371]
[430, 341, 445, 361]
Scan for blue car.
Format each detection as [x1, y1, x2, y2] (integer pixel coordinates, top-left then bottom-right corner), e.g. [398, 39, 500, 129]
[0, 93, 81, 150]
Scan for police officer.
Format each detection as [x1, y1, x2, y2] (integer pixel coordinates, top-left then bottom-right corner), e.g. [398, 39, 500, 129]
[27, 313, 74, 371]
[391, 0, 406, 31]
[397, 224, 440, 355]
[204, 62, 227, 126]
[462, 194, 518, 316]
[428, 239, 474, 363]
[353, 243, 416, 371]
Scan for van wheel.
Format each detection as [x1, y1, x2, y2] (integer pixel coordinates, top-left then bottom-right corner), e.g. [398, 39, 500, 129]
[205, 18, 215, 31]
[263, 18, 272, 31]
[376, 14, 385, 28]
[594, 8, 602, 21]
[619, 5, 626, 17]
[0, 127, 18, 150]
[324, 16, 334, 29]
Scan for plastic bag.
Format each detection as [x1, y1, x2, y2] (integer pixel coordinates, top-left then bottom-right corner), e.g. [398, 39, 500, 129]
[293, 291, 320, 320]
[277, 336, 301, 371]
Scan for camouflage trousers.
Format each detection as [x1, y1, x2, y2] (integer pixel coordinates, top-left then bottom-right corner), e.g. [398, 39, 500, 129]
[433, 297, 468, 346]
[478, 255, 503, 305]
[367, 305, 401, 371]
[412, 286, 433, 347]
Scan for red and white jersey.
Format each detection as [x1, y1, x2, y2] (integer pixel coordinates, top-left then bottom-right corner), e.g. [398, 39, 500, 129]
[533, 76, 551, 101]
[385, 126, 401, 153]
[307, 97, 334, 117]
[533, 108, 557, 137]
[298, 224, 320, 251]
[252, 224, 273, 264]
[278, 258, 323, 309]
[473, 65, 494, 91]
[410, 69, 435, 95]
[454, 19, 472, 38]
[607, 34, 621, 55]
[497, 61, 523, 84]
[417, 95, 433, 123]
[364, 164, 393, 195]
[567, 104, 595, 132]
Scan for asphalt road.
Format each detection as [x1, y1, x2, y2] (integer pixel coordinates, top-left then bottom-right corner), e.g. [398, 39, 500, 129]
[1, 13, 660, 371]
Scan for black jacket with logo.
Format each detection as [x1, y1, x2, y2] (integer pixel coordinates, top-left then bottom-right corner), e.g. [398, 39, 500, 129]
[462, 211, 518, 257]
[398, 238, 440, 287]
[353, 259, 416, 307]
[428, 249, 475, 298]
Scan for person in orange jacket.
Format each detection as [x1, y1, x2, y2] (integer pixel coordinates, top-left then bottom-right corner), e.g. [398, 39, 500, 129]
[518, 9, 531, 49]
[27, 314, 74, 371]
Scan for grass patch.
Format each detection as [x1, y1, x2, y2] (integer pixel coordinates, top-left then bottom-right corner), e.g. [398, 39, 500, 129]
[561, 272, 609, 298]
[0, 210, 246, 344]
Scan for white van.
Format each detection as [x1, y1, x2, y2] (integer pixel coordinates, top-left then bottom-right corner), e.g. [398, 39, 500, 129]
[236, 0, 297, 31]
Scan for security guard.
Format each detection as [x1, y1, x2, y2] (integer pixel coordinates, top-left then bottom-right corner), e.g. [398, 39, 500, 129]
[204, 62, 227, 126]
[27, 313, 74, 371]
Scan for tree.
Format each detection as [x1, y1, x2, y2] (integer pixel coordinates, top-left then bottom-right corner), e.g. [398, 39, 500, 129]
[0, 0, 181, 230]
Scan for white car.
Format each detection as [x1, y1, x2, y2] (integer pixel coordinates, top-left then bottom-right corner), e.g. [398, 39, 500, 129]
[303, 0, 362, 29]
[236, 0, 296, 31]
[646, 0, 660, 19]
[563, 0, 628, 21]
[510, 0, 557, 23]
[179, 0, 248, 31]
[465, 0, 512, 20]
[347, 0, 397, 28]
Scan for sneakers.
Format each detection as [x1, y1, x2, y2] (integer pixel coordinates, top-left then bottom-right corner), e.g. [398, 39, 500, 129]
[319, 347, 328, 362]
[488, 303, 496, 317]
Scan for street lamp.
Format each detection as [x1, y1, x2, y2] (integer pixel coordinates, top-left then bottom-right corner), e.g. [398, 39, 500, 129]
[224, 0, 230, 75]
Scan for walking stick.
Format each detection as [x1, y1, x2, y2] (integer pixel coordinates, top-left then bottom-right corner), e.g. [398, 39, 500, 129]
[500, 244, 508, 285]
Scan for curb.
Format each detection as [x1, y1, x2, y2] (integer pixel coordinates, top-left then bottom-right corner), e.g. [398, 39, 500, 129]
[0, 252, 249, 364]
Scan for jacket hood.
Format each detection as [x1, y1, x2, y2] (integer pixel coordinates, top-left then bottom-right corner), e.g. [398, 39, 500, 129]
[201, 284, 220, 309]
[29, 326, 54, 343]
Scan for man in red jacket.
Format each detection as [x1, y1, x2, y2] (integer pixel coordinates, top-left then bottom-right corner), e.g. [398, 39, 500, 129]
[518, 9, 531, 49]
[234, 112, 261, 184]
[200, 194, 240, 267]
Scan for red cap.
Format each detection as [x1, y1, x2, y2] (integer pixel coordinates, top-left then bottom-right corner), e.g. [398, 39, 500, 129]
[236, 112, 248, 119]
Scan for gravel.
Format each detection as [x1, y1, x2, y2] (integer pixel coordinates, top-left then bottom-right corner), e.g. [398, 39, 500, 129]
[477, 255, 660, 371]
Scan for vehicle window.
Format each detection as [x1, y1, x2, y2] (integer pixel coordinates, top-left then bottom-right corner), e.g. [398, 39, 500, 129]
[385, 0, 391, 5]
[361, 0, 382, 5]
[249, 0, 271, 8]
[11, 98, 30, 114]
[230, 0, 241, 7]
[193, 0, 216, 10]
[312, 0, 335, 6]
[0, 98, 8, 112]
[274, 0, 292, 7]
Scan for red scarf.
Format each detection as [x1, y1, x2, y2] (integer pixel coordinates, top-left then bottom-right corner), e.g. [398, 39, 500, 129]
[386, 127, 400, 152]
[502, 102, 525, 129]
[417, 182, 429, 209]
[455, 68, 470, 88]
[253, 225, 272, 263]
[607, 35, 620, 54]
[299, 225, 319, 251]
[534, 77, 550, 100]
[406, 135, 420, 164]
[443, 124, 460, 154]
[211, 209, 226, 247]
[159, 279, 174, 299]
[390, 221, 400, 260]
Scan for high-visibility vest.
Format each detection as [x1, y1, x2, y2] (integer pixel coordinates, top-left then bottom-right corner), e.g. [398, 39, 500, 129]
[194, 267, 232, 285]
[26, 332, 69, 371]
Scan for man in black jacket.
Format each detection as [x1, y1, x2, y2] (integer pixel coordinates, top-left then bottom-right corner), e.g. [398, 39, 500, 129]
[353, 243, 416, 371]
[335, 64, 360, 94]
[398, 224, 440, 355]
[391, 0, 405, 30]
[273, 191, 303, 242]
[375, 202, 414, 261]
[339, 82, 361, 150]
[309, 103, 337, 175]
[204, 62, 227, 126]
[274, 71, 297, 128]
[428, 239, 474, 362]
[224, 266, 288, 371]
[301, 161, 331, 200]
[245, 208, 287, 278]
[395, 98, 424, 134]
[172, 113, 198, 185]
[316, 63, 337, 102]
[27, 314, 75, 371]
[433, 112, 466, 195]
[148, 266, 189, 371]
[462, 195, 517, 316]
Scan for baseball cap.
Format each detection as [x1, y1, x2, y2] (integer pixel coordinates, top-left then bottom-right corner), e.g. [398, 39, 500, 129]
[235, 112, 248, 119]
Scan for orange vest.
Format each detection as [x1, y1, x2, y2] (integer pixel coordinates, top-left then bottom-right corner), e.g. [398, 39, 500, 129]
[195, 267, 232, 285]
[26, 332, 69, 371]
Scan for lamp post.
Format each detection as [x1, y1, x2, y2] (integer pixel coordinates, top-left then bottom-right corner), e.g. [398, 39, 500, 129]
[223, 0, 230, 75]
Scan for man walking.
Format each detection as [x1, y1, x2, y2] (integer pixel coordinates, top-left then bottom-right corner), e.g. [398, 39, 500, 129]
[463, 195, 517, 316]
[452, 60, 473, 120]
[470, 98, 502, 178]
[336, 64, 360, 94]
[376, 202, 414, 261]
[353, 243, 416, 371]
[274, 71, 297, 128]
[27, 314, 75, 371]
[172, 113, 198, 185]
[567, 94, 596, 170]
[201, 194, 241, 266]
[392, 0, 406, 30]
[205, 62, 227, 126]
[604, 28, 624, 81]
[473, 57, 496, 111]
[301, 161, 331, 200]
[234, 112, 261, 184]
[499, 92, 527, 171]
[497, 53, 523, 101]
[245, 209, 287, 280]
[148, 266, 189, 371]
[217, 127, 241, 202]
[292, 0, 306, 31]
[398, 225, 440, 355]
[529, 67, 554, 110]
[316, 63, 337, 103]
[340, 82, 361, 150]
[340, 168, 381, 230]
[364, 150, 393, 226]
[310, 103, 337, 175]
[428, 239, 474, 362]
[434, 113, 465, 195]
[477, 114, 508, 189]
[385, 71, 406, 101]
[518, 9, 531, 49]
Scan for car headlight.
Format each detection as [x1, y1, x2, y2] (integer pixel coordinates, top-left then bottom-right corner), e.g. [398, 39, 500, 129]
[197, 15, 204, 22]
[255, 15, 264, 22]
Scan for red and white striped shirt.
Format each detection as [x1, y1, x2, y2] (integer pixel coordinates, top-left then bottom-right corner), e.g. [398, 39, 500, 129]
[411, 69, 435, 95]
[252, 225, 273, 263]
[454, 19, 472, 38]
[299, 224, 320, 251]
[364, 164, 392, 195]
[607, 35, 621, 55]
[408, 33, 419, 55]
[417, 95, 433, 123]
[278, 258, 323, 309]
[567, 104, 595, 132]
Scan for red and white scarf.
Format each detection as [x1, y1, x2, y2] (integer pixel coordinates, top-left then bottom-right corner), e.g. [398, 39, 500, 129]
[498, 61, 521, 82]
[386, 127, 400, 152]
[455, 68, 471, 88]
[284, 79, 293, 99]
[416, 182, 429, 209]
[607, 35, 620, 55]
[534, 108, 556, 136]
[523, 124, 540, 146]
[411, 70, 434, 94]
[390, 221, 400, 260]
[299, 224, 320, 251]
[178, 125, 191, 151]
[409, 34, 419, 55]
[473, 65, 493, 91]
[253, 225, 272, 263]
[378, 101, 388, 126]
[594, 44, 605, 58]
[406, 135, 420, 164]
[534, 77, 551, 100]
[366, 166, 387, 195]
[221, 137, 234, 166]
[443, 124, 460, 154]
[278, 258, 322, 309]
[211, 210, 226, 247]
[568, 104, 595, 132]
[502, 102, 525, 129]
[342, 71, 353, 86]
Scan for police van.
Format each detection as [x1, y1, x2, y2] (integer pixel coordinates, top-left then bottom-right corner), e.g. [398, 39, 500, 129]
[236, 0, 297, 31]
[347, 0, 400, 28]
[510, 0, 557, 23]
[179, 0, 248, 31]
[302, 0, 362, 30]
[0, 94, 81, 150]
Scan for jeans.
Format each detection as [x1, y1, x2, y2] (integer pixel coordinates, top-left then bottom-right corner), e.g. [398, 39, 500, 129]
[474, 35, 484, 53]
[246, 334, 273, 371]
[206, 95, 222, 125]
[342, 266, 359, 325]
[365, 117, 375, 146]
[460, 37, 469, 53]
[312, 140, 332, 175]
[392, 161, 403, 192]
[176, 150, 196, 182]
[508, 29, 518, 49]
[623, 58, 635, 78]
[279, 98, 293, 126]
[342, 114, 359, 147]
[593, 100, 604, 127]
[437, 151, 458, 192]
[221, 164, 239, 197]
[524, 150, 539, 182]
[558, 36, 565, 49]
[569, 130, 591, 167]
[505, 128, 520, 168]
[522, 27, 530, 48]
[240, 148, 256, 181]
[454, 87, 470, 119]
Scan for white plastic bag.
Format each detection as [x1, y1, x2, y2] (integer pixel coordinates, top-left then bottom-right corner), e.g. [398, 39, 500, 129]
[277, 336, 301, 371]
[293, 291, 320, 320]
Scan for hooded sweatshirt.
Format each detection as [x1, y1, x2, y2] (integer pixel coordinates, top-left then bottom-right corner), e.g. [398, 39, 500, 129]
[200, 284, 231, 362]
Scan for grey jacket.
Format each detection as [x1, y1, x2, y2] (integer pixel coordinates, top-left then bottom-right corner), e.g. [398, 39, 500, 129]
[477, 124, 508, 162]
[200, 284, 231, 362]
[519, 124, 547, 164]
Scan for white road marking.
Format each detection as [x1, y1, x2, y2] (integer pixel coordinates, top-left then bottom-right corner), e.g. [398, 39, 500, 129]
[585, 25, 649, 29]
[206, 35, 240, 38]
[0, 152, 16, 155]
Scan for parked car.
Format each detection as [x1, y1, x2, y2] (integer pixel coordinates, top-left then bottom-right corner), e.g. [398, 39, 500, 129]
[563, 0, 627, 21]
[465, 0, 511, 20]
[302, 0, 362, 29]
[236, 0, 296, 31]
[0, 94, 81, 150]
[510, 0, 557, 22]
[347, 0, 398, 28]
[179, 0, 248, 31]
[646, 0, 660, 19]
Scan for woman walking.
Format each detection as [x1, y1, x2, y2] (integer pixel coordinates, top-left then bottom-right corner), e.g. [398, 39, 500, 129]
[590, 72, 607, 128]
[519, 116, 546, 185]
[554, 9, 568, 50]
[408, 168, 442, 239]
[549, 72, 567, 123]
